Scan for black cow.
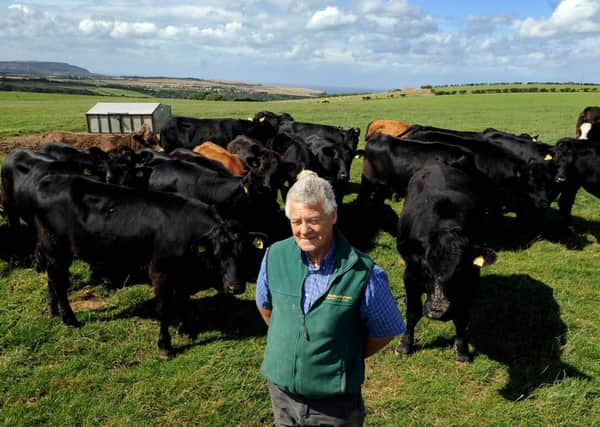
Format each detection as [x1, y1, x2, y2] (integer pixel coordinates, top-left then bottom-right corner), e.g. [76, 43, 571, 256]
[554, 138, 600, 226]
[135, 147, 172, 167]
[252, 111, 294, 134]
[269, 130, 355, 203]
[32, 174, 248, 359]
[575, 106, 600, 140]
[227, 135, 266, 169]
[396, 163, 496, 362]
[1, 149, 87, 230]
[405, 128, 556, 220]
[481, 128, 538, 143]
[145, 159, 288, 273]
[357, 133, 475, 208]
[404, 125, 482, 141]
[40, 143, 148, 187]
[159, 115, 278, 152]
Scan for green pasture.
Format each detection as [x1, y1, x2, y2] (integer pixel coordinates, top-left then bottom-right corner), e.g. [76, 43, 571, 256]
[0, 90, 599, 426]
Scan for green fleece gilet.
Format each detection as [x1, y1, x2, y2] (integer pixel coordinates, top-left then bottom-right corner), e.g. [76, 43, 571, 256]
[261, 231, 373, 398]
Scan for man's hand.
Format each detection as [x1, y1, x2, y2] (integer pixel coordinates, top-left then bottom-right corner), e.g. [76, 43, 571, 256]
[257, 305, 272, 326]
[365, 336, 395, 358]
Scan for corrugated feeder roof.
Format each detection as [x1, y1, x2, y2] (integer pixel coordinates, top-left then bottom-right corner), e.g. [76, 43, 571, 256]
[86, 102, 162, 115]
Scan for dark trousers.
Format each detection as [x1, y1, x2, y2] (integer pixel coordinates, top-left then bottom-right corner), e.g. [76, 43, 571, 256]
[267, 382, 365, 427]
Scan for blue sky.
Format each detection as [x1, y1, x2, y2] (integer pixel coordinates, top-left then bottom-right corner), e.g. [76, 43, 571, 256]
[1, 0, 599, 91]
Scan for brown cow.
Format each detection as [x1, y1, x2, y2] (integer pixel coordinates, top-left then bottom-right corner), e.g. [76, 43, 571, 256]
[365, 119, 412, 141]
[40, 124, 159, 151]
[192, 141, 247, 176]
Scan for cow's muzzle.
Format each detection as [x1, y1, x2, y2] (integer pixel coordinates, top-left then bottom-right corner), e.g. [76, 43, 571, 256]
[424, 283, 450, 320]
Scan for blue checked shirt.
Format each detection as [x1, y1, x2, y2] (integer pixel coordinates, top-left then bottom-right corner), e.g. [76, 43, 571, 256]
[255, 240, 406, 338]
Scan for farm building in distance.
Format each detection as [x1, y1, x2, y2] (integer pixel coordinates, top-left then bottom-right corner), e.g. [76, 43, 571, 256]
[86, 102, 171, 134]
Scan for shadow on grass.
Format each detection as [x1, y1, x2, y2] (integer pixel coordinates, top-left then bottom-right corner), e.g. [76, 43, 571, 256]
[469, 273, 591, 400]
[94, 291, 266, 341]
[0, 223, 37, 268]
[476, 207, 600, 252]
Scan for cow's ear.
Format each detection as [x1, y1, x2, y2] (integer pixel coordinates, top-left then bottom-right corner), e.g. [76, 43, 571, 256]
[471, 245, 496, 268]
[88, 146, 108, 161]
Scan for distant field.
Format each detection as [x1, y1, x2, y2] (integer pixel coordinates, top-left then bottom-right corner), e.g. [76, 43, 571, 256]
[0, 74, 325, 101]
[0, 90, 599, 426]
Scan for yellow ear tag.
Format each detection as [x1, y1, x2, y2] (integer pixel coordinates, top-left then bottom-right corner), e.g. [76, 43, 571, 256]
[197, 245, 207, 254]
[259, 117, 266, 122]
[136, 170, 144, 177]
[473, 256, 485, 267]
[83, 168, 93, 176]
[544, 154, 553, 161]
[243, 185, 249, 194]
[252, 238, 264, 250]
[283, 181, 289, 187]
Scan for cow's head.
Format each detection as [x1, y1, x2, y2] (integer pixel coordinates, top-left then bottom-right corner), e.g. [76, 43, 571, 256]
[553, 138, 576, 184]
[252, 111, 294, 131]
[522, 158, 558, 209]
[94, 146, 150, 187]
[251, 111, 293, 141]
[206, 218, 246, 295]
[398, 228, 496, 320]
[305, 136, 349, 183]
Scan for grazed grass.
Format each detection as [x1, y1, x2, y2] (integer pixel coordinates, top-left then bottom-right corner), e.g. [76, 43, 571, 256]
[0, 89, 599, 426]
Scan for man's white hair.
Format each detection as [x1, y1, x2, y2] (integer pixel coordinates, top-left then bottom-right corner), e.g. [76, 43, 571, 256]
[284, 170, 337, 217]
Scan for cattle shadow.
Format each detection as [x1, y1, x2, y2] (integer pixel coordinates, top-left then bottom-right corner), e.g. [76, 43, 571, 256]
[94, 291, 266, 342]
[468, 273, 590, 400]
[337, 200, 398, 252]
[0, 223, 37, 269]
[568, 214, 600, 249]
[482, 209, 595, 252]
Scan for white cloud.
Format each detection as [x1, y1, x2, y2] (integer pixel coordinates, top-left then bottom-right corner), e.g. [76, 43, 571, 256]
[2, 1, 600, 88]
[306, 6, 357, 30]
[8, 4, 33, 14]
[518, 0, 600, 38]
[78, 19, 157, 38]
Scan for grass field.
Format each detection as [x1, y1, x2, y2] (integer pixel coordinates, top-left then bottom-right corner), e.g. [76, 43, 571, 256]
[0, 90, 599, 426]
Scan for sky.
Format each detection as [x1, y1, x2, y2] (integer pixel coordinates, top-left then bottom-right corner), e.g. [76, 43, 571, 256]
[1, 0, 599, 91]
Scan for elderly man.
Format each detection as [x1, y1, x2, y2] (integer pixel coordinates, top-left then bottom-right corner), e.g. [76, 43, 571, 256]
[256, 170, 405, 426]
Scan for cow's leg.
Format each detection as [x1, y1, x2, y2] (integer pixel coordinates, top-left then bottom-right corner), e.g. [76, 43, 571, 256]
[151, 268, 175, 360]
[396, 274, 422, 356]
[557, 186, 578, 229]
[35, 223, 77, 325]
[176, 295, 198, 340]
[452, 310, 471, 363]
[47, 261, 78, 326]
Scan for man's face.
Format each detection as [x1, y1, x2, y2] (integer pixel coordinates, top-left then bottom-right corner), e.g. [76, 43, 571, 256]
[288, 199, 337, 260]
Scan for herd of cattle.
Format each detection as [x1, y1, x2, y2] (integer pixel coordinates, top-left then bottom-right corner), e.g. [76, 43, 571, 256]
[1, 105, 599, 361]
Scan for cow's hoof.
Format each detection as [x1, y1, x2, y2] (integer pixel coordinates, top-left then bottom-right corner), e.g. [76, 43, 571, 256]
[46, 305, 59, 318]
[455, 352, 472, 363]
[159, 348, 175, 361]
[62, 315, 81, 327]
[394, 343, 412, 356]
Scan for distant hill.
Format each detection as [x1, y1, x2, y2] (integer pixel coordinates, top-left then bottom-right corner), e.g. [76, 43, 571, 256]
[0, 61, 92, 76]
[0, 61, 324, 100]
